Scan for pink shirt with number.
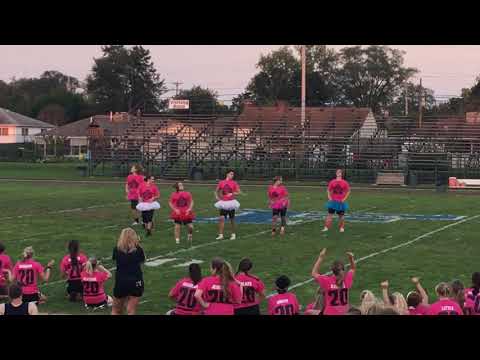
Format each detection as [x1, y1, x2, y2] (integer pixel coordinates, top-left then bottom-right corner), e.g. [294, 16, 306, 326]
[170, 277, 202, 315]
[234, 273, 265, 309]
[464, 288, 480, 315]
[126, 174, 144, 201]
[197, 275, 242, 315]
[268, 185, 289, 209]
[13, 259, 44, 295]
[268, 292, 300, 315]
[314, 270, 355, 315]
[139, 183, 160, 202]
[0, 253, 12, 287]
[427, 299, 463, 315]
[81, 271, 109, 305]
[328, 179, 350, 202]
[217, 180, 240, 201]
[60, 253, 88, 281]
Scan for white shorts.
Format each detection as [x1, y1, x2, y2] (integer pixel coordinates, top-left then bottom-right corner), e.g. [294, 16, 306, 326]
[214, 199, 240, 211]
[136, 201, 161, 212]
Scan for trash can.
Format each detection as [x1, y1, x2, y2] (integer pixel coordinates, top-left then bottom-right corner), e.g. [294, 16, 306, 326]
[409, 171, 418, 187]
[77, 166, 88, 177]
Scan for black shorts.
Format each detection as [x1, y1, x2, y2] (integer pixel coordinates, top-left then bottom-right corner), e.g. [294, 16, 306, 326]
[234, 304, 260, 315]
[66, 280, 83, 295]
[219, 209, 235, 219]
[130, 200, 139, 210]
[22, 293, 40, 304]
[328, 208, 345, 216]
[114, 278, 144, 299]
[141, 210, 155, 223]
[174, 220, 193, 225]
[272, 208, 287, 217]
[85, 299, 108, 309]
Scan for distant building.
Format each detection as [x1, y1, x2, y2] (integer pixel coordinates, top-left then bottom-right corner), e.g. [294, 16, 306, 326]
[0, 107, 54, 144]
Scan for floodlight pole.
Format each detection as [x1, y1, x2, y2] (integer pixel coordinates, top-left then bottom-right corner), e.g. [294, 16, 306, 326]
[301, 45, 306, 140]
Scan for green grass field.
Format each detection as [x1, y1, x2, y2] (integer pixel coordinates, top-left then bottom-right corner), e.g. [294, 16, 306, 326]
[1, 172, 479, 315]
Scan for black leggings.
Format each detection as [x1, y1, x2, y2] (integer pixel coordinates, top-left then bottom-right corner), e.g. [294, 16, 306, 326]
[142, 210, 155, 223]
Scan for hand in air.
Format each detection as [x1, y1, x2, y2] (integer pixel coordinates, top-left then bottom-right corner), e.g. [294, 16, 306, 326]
[380, 280, 389, 289]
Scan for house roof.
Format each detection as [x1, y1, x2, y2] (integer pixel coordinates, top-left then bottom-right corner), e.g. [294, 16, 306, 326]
[0, 107, 54, 128]
[46, 115, 130, 137]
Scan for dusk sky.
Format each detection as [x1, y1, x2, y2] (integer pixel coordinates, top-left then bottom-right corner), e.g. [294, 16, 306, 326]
[1, 45, 480, 103]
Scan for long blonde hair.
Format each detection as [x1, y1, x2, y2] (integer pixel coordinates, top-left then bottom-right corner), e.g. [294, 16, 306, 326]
[359, 290, 377, 315]
[84, 258, 97, 274]
[390, 292, 409, 315]
[117, 228, 140, 253]
[211, 258, 235, 300]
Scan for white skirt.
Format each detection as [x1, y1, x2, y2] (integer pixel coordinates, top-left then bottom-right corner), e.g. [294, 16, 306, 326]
[214, 199, 240, 211]
[136, 201, 161, 212]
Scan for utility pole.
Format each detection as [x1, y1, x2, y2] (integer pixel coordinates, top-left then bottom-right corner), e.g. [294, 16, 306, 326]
[418, 78, 423, 128]
[172, 81, 183, 96]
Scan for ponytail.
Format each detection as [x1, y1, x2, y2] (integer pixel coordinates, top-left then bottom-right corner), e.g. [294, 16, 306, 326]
[219, 262, 234, 300]
[85, 258, 97, 275]
[68, 240, 80, 267]
[189, 263, 202, 285]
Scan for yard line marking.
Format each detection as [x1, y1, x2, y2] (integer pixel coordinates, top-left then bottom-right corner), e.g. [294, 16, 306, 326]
[0, 202, 125, 221]
[267, 213, 480, 298]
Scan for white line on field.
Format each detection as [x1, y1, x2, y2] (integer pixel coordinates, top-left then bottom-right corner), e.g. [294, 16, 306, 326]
[266, 213, 480, 298]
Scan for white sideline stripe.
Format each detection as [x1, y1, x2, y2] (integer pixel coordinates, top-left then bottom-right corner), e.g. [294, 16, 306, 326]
[0, 202, 124, 221]
[266, 213, 480, 298]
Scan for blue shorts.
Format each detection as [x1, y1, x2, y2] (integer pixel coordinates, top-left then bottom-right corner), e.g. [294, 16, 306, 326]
[326, 201, 349, 215]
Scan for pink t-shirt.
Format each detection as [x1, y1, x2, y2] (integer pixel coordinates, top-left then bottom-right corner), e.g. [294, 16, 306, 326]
[197, 275, 242, 315]
[464, 288, 480, 315]
[139, 183, 160, 202]
[126, 174, 144, 201]
[0, 253, 12, 287]
[234, 273, 265, 309]
[216, 180, 240, 201]
[268, 185, 289, 209]
[427, 299, 463, 315]
[408, 304, 430, 315]
[170, 277, 202, 315]
[268, 292, 300, 315]
[81, 271, 109, 305]
[60, 253, 88, 281]
[13, 259, 44, 295]
[169, 191, 195, 221]
[328, 179, 350, 202]
[314, 270, 355, 315]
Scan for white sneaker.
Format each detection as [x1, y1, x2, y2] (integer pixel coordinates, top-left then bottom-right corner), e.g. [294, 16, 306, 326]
[322, 227, 329, 232]
[340, 228, 345, 233]
[175, 238, 180, 244]
[230, 234, 236, 240]
[216, 234, 224, 240]
[132, 221, 139, 226]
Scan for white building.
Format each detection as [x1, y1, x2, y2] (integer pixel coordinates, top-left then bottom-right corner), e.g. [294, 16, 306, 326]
[0, 107, 54, 144]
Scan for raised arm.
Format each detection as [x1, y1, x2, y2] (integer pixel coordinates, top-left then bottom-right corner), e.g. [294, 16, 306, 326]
[98, 264, 112, 280]
[311, 248, 327, 278]
[411, 277, 429, 305]
[380, 280, 390, 305]
[346, 252, 355, 272]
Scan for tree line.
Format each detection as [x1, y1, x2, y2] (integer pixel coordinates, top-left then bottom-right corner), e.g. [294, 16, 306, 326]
[0, 45, 479, 127]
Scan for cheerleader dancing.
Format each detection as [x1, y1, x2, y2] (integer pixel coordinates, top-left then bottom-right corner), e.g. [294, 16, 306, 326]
[214, 170, 241, 240]
[323, 169, 350, 233]
[136, 174, 160, 237]
[168, 182, 195, 245]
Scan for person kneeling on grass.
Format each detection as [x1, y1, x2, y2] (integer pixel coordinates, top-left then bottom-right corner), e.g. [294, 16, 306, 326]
[136, 174, 160, 237]
[267, 275, 300, 315]
[81, 257, 113, 310]
[169, 182, 195, 245]
[0, 283, 38, 315]
[60, 240, 88, 302]
[12, 246, 54, 305]
[168, 263, 203, 315]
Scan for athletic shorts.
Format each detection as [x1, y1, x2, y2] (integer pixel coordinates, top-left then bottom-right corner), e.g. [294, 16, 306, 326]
[272, 208, 287, 217]
[130, 200, 139, 210]
[114, 278, 144, 299]
[174, 220, 193, 225]
[328, 208, 345, 216]
[326, 200, 348, 216]
[141, 210, 155, 223]
[234, 304, 260, 315]
[219, 209, 235, 219]
[22, 293, 40, 304]
[66, 280, 83, 295]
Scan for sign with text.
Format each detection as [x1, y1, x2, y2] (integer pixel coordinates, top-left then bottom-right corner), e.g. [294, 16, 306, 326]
[168, 99, 190, 110]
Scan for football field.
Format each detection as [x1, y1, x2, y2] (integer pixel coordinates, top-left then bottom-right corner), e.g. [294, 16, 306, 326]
[1, 175, 479, 315]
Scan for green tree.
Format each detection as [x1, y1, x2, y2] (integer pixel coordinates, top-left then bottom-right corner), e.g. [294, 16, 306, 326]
[173, 86, 229, 114]
[86, 45, 166, 113]
[337, 46, 417, 113]
[388, 82, 436, 116]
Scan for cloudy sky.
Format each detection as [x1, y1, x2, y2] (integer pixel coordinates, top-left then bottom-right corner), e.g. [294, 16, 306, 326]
[1, 45, 479, 103]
